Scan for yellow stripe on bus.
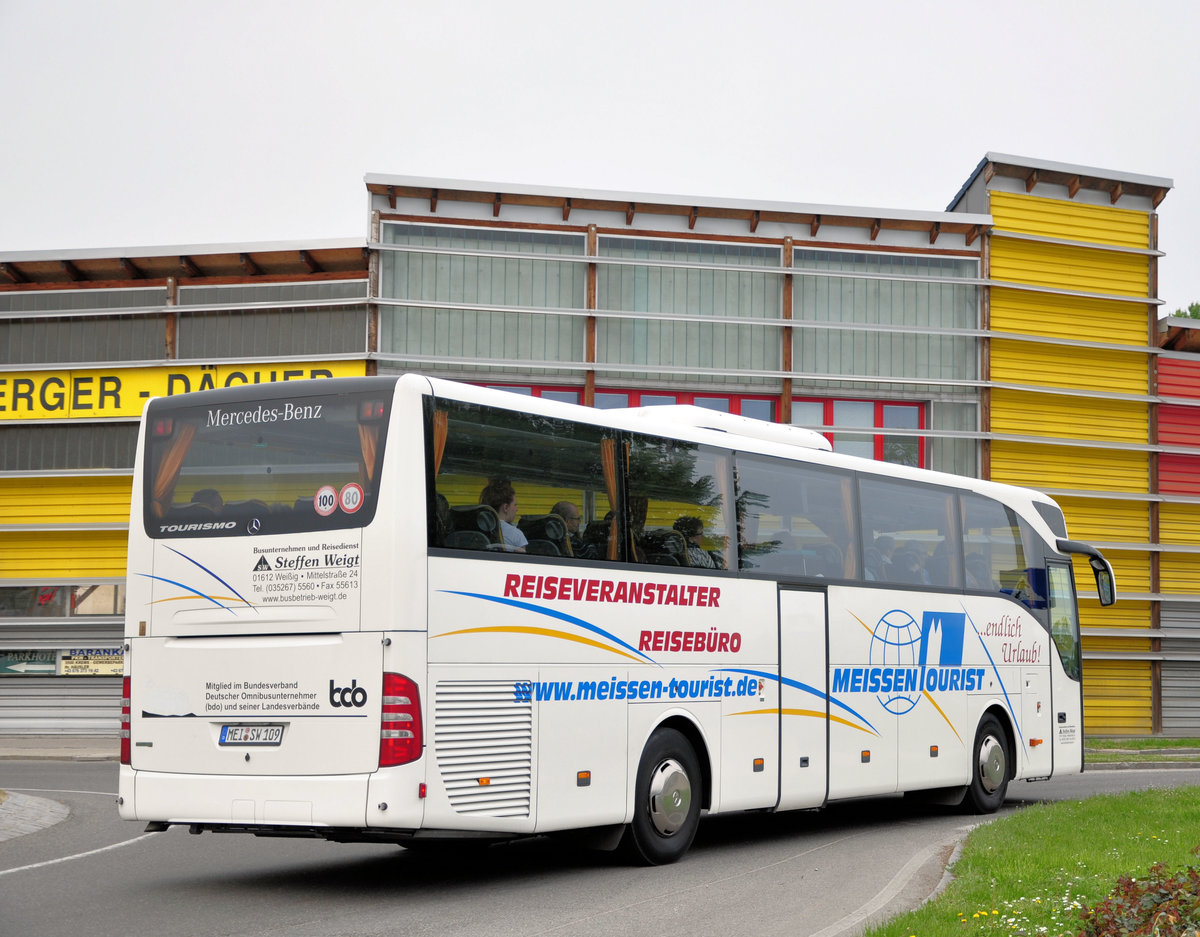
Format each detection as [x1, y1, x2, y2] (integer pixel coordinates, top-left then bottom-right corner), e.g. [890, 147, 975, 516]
[433, 625, 646, 662]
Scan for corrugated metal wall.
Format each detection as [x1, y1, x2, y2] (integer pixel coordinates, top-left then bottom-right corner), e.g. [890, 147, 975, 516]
[987, 189, 1155, 735]
[0, 677, 120, 734]
[1161, 604, 1200, 735]
[1156, 352, 1200, 728]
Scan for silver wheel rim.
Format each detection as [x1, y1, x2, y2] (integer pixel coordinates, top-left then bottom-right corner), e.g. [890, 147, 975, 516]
[977, 734, 1006, 794]
[648, 757, 691, 836]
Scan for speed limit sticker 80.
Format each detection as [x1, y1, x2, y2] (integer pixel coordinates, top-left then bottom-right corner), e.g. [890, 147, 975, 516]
[339, 483, 363, 514]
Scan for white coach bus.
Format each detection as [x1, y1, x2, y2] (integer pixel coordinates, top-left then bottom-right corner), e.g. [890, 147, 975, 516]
[118, 374, 1115, 864]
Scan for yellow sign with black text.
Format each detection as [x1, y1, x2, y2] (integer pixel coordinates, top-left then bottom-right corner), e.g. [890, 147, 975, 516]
[0, 361, 367, 421]
[59, 648, 125, 677]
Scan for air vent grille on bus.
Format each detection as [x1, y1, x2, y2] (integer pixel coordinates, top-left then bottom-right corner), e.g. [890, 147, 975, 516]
[434, 680, 533, 818]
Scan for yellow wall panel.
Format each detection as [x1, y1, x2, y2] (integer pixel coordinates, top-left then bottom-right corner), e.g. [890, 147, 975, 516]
[1082, 659, 1152, 736]
[990, 389, 1147, 444]
[991, 238, 1149, 298]
[1080, 598, 1150, 632]
[1160, 553, 1200, 593]
[1075, 550, 1150, 594]
[990, 442, 1148, 492]
[990, 191, 1151, 249]
[0, 475, 133, 526]
[1056, 497, 1149, 543]
[989, 289, 1148, 346]
[989, 340, 1147, 395]
[1159, 504, 1200, 545]
[0, 530, 127, 580]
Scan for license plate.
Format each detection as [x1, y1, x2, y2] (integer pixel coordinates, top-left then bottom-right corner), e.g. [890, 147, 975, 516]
[219, 724, 284, 746]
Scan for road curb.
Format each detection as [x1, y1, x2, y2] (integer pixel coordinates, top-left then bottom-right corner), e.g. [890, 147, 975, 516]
[0, 790, 70, 842]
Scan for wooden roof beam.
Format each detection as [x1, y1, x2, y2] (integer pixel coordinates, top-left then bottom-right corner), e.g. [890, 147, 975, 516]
[870, 218, 881, 241]
[179, 255, 201, 278]
[626, 202, 636, 225]
[239, 253, 262, 276]
[810, 214, 821, 237]
[1068, 175, 1081, 199]
[1110, 181, 1124, 204]
[0, 262, 28, 284]
[1025, 169, 1039, 192]
[562, 197, 571, 221]
[750, 210, 760, 233]
[298, 250, 320, 274]
[929, 222, 940, 245]
[386, 186, 397, 210]
[60, 260, 83, 281]
[430, 188, 439, 213]
[493, 193, 502, 217]
[119, 257, 144, 279]
[966, 225, 982, 247]
[1152, 187, 1167, 208]
[688, 206, 698, 230]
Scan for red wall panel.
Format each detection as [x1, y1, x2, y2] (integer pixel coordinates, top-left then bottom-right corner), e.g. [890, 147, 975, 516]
[1158, 358, 1200, 399]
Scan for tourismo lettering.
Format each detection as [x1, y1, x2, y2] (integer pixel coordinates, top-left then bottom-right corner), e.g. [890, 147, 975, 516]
[502, 574, 720, 608]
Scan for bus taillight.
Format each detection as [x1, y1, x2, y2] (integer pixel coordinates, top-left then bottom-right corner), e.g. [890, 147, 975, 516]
[380, 672, 423, 767]
[120, 676, 131, 765]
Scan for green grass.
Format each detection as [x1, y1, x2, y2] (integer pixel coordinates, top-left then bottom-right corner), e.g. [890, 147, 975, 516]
[1085, 737, 1200, 764]
[1085, 737, 1200, 752]
[863, 786, 1200, 937]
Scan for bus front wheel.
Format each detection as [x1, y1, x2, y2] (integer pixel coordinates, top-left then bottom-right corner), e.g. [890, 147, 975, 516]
[966, 714, 1009, 813]
[623, 728, 701, 865]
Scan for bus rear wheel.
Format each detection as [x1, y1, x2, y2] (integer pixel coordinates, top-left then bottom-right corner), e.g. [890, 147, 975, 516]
[966, 714, 1009, 813]
[623, 728, 701, 865]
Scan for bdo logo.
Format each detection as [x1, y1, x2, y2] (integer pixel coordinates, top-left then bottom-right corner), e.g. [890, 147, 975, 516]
[329, 679, 368, 708]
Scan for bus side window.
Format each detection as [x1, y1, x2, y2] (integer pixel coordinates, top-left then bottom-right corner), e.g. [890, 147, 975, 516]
[858, 477, 960, 589]
[625, 435, 732, 571]
[962, 494, 1027, 599]
[427, 398, 619, 563]
[734, 454, 855, 580]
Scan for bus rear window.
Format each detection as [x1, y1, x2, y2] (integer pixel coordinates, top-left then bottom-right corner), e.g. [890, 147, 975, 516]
[143, 390, 388, 538]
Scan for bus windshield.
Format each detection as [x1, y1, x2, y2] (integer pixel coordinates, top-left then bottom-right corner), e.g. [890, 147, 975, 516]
[142, 387, 389, 538]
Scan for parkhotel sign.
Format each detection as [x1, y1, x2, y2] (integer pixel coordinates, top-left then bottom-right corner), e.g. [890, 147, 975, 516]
[0, 361, 366, 420]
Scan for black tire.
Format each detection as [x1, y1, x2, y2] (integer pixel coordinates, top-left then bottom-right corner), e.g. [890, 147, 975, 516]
[966, 714, 1010, 813]
[623, 727, 702, 865]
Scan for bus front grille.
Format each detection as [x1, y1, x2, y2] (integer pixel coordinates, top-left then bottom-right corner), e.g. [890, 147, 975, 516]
[433, 680, 533, 818]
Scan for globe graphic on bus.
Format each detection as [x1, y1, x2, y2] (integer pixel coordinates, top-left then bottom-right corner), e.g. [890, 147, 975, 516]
[869, 609, 923, 715]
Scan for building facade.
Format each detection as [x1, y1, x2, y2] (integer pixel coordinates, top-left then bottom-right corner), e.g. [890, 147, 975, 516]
[1, 154, 1192, 736]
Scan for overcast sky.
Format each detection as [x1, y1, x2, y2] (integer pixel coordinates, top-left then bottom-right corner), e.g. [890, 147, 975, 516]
[1, 0, 1197, 314]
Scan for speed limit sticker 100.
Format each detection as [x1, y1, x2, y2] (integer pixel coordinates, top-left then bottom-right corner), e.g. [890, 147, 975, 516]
[314, 486, 338, 517]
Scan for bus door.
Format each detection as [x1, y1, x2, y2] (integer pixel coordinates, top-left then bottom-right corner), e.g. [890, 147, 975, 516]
[777, 586, 829, 810]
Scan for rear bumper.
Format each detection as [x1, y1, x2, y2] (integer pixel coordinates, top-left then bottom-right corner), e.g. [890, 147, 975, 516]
[118, 765, 388, 828]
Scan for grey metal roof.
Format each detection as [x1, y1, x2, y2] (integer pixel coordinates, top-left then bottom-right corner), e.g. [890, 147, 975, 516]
[365, 172, 991, 227]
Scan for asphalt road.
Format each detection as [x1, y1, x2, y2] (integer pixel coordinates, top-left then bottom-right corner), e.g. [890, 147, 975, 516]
[2, 762, 1199, 937]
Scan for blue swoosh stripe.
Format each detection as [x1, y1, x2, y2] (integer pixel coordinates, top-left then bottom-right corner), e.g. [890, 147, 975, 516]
[718, 666, 879, 735]
[138, 574, 237, 614]
[441, 590, 657, 664]
[166, 546, 255, 610]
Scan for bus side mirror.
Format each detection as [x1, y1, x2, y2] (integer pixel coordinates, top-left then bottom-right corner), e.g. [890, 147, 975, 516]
[1090, 557, 1116, 606]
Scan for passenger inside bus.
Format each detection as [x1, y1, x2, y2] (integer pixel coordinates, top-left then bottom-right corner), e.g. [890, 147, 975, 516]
[190, 488, 223, 512]
[479, 479, 527, 553]
[673, 516, 717, 569]
[551, 501, 584, 555]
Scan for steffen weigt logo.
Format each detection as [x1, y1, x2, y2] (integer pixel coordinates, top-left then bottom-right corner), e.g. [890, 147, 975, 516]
[835, 610, 984, 716]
